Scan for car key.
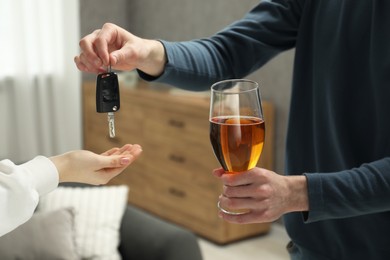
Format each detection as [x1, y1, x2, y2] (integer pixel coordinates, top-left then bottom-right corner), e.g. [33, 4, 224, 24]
[96, 66, 120, 138]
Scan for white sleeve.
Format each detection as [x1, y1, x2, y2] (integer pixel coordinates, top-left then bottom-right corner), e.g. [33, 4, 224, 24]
[0, 156, 59, 236]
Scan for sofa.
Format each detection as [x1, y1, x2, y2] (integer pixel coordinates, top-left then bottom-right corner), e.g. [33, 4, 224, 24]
[118, 203, 203, 260]
[0, 183, 203, 260]
[65, 182, 204, 260]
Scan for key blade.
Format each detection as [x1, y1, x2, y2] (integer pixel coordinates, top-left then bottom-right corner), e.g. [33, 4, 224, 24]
[108, 112, 115, 138]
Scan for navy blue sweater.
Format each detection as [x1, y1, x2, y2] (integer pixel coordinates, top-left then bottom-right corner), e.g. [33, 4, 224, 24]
[140, 1, 390, 259]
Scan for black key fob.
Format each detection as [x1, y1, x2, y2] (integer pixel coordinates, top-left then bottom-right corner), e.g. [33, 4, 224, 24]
[96, 72, 120, 113]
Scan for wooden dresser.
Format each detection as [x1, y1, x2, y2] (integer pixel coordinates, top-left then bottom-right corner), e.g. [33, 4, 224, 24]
[82, 81, 275, 244]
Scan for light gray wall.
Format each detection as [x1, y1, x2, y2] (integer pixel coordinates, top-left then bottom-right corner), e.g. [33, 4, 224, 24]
[80, 0, 294, 174]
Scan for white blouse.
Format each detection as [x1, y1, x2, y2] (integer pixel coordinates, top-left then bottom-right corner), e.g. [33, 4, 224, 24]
[0, 156, 58, 236]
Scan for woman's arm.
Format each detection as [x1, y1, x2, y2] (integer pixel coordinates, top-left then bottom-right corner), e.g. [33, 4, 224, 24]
[0, 156, 58, 236]
[0, 144, 142, 236]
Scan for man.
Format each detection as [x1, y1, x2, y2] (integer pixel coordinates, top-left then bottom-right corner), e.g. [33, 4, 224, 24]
[74, 1, 390, 259]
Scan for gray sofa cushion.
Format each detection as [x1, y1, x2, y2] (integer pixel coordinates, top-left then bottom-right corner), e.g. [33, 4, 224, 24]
[119, 206, 203, 260]
[0, 207, 79, 260]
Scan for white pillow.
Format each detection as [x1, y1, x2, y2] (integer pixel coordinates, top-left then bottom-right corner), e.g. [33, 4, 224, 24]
[38, 185, 129, 260]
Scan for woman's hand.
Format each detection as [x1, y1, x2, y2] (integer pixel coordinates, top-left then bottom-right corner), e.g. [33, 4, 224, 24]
[50, 144, 142, 185]
[213, 167, 309, 224]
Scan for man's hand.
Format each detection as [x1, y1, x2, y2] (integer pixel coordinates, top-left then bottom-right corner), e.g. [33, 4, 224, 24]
[213, 167, 309, 224]
[74, 23, 166, 76]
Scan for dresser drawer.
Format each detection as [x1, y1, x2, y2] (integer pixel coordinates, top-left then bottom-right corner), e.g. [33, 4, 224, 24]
[124, 168, 221, 231]
[143, 108, 208, 142]
[140, 136, 219, 190]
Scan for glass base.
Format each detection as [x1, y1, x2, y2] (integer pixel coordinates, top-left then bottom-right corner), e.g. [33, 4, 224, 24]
[217, 201, 250, 215]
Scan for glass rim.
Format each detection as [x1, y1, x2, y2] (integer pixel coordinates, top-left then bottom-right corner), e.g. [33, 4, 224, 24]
[210, 79, 259, 94]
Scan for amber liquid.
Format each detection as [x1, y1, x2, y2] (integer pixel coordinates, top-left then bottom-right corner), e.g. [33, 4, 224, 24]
[210, 116, 265, 173]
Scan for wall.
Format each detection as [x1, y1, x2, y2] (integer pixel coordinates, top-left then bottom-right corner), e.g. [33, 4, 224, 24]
[80, 0, 294, 174]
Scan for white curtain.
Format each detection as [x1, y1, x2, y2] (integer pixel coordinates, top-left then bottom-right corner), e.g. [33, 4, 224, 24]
[0, 0, 82, 163]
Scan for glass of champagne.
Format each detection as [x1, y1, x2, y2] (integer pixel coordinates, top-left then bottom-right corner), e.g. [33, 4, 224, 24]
[209, 79, 265, 215]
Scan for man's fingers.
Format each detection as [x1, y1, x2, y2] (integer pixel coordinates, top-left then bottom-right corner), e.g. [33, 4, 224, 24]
[212, 167, 225, 177]
[220, 168, 268, 187]
[79, 31, 103, 68]
[93, 23, 120, 66]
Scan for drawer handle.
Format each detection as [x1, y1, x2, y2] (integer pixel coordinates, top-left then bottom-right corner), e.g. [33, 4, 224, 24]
[168, 119, 185, 128]
[169, 154, 186, 163]
[168, 187, 186, 198]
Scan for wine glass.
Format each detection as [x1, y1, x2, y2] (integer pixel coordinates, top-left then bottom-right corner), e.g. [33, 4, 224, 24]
[209, 79, 265, 215]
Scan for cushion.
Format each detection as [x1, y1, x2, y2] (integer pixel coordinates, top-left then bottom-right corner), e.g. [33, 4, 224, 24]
[38, 185, 129, 260]
[0, 207, 79, 260]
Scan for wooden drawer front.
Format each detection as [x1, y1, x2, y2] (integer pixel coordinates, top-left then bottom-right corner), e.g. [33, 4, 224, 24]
[124, 169, 223, 234]
[84, 117, 141, 153]
[259, 101, 274, 170]
[142, 99, 209, 141]
[140, 136, 220, 191]
[114, 97, 145, 135]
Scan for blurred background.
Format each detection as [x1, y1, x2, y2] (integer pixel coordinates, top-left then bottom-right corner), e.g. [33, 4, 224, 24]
[0, 0, 81, 162]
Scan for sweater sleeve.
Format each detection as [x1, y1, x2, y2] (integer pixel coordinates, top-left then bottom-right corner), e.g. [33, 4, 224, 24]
[304, 157, 390, 223]
[0, 156, 59, 236]
[138, 0, 303, 90]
